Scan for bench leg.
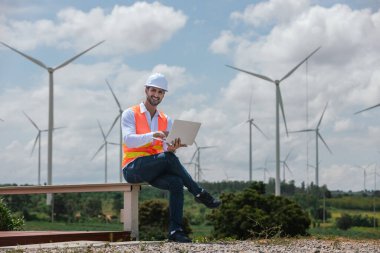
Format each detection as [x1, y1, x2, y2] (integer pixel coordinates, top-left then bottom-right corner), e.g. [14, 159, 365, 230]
[123, 185, 140, 240]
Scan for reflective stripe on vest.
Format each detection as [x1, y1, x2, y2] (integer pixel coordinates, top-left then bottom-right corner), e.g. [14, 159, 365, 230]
[122, 105, 168, 168]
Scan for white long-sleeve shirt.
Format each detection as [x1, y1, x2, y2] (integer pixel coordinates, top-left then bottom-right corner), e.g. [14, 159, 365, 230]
[121, 102, 173, 151]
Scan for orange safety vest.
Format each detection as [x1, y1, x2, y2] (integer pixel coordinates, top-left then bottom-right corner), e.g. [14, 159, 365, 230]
[122, 105, 168, 168]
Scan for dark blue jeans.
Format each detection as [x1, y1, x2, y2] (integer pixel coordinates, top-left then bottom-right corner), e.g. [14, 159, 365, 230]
[123, 152, 202, 232]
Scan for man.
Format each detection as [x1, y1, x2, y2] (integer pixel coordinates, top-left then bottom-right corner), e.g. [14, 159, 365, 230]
[121, 73, 221, 243]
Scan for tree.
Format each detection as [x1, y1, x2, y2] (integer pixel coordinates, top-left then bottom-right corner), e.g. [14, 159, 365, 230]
[0, 198, 24, 231]
[208, 184, 310, 239]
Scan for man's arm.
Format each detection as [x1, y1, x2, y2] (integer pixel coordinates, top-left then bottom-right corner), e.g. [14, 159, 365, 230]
[121, 109, 154, 148]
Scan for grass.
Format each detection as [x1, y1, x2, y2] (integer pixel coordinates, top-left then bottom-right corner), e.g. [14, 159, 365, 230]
[309, 226, 380, 239]
[191, 224, 212, 238]
[330, 208, 380, 219]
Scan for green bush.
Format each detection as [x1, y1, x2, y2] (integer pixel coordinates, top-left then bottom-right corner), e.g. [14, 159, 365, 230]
[336, 213, 353, 230]
[336, 213, 378, 230]
[139, 199, 192, 240]
[0, 198, 24, 231]
[207, 183, 310, 239]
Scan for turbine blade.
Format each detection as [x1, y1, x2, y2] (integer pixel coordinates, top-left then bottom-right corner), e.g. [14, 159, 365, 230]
[41, 126, 67, 132]
[354, 103, 380, 114]
[31, 133, 40, 156]
[278, 88, 288, 135]
[280, 46, 321, 82]
[106, 79, 122, 110]
[199, 146, 217, 150]
[252, 122, 268, 139]
[0, 118, 4, 122]
[97, 120, 106, 140]
[289, 129, 314, 133]
[106, 114, 120, 137]
[284, 150, 292, 162]
[54, 40, 105, 70]
[225, 65, 274, 83]
[318, 133, 332, 154]
[23, 111, 40, 130]
[91, 143, 105, 160]
[285, 163, 294, 177]
[52, 126, 66, 131]
[317, 102, 329, 128]
[1, 41, 48, 69]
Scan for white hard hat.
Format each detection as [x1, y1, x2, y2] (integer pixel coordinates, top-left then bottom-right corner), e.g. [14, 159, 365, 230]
[145, 73, 168, 92]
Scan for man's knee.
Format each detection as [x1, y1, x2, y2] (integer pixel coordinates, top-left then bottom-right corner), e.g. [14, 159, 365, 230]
[169, 177, 184, 192]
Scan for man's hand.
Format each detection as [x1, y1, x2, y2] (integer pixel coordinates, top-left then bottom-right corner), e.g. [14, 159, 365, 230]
[167, 138, 187, 152]
[153, 131, 168, 139]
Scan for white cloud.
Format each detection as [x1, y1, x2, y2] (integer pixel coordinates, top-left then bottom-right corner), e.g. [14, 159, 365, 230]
[209, 30, 240, 55]
[0, 2, 187, 55]
[230, 0, 310, 27]
[333, 118, 352, 132]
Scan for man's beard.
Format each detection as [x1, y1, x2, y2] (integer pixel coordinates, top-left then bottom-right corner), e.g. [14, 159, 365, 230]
[147, 96, 161, 106]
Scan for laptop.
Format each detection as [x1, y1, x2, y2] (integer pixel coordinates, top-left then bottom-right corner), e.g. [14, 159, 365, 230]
[166, 119, 201, 146]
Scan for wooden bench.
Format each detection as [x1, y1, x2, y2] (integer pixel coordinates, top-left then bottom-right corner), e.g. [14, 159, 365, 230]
[0, 183, 142, 246]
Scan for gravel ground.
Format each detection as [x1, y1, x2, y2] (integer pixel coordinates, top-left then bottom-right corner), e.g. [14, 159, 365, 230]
[2, 238, 380, 253]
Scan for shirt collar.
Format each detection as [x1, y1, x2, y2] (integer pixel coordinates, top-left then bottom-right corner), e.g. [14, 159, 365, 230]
[140, 102, 164, 118]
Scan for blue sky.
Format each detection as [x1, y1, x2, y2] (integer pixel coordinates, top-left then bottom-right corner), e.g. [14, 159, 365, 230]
[1, 0, 380, 191]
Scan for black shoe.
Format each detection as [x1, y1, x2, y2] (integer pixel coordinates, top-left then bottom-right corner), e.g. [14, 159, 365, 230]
[195, 190, 221, 208]
[168, 230, 192, 243]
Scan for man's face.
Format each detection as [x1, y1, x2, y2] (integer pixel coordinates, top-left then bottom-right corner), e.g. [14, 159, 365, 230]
[145, 86, 165, 106]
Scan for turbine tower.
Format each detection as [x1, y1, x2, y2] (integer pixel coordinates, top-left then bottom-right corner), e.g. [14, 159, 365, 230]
[226, 47, 321, 195]
[92, 120, 119, 183]
[105, 80, 124, 182]
[1, 41, 104, 202]
[244, 93, 267, 182]
[290, 102, 332, 186]
[23, 111, 64, 186]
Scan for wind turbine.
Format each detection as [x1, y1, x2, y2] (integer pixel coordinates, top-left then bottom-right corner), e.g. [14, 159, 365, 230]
[226, 46, 321, 195]
[222, 168, 234, 181]
[254, 159, 271, 183]
[243, 92, 268, 182]
[269, 151, 293, 182]
[92, 120, 119, 183]
[280, 151, 294, 182]
[105, 80, 124, 183]
[355, 164, 373, 192]
[23, 111, 64, 186]
[189, 141, 216, 182]
[183, 161, 197, 180]
[290, 102, 332, 186]
[355, 102, 380, 114]
[1, 40, 104, 198]
[0, 118, 4, 122]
